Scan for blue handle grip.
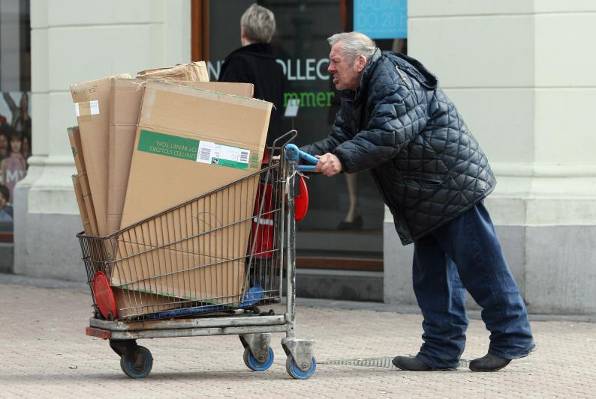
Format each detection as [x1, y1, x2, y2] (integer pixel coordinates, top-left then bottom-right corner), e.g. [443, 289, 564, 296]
[298, 148, 319, 165]
[297, 165, 317, 172]
[285, 144, 319, 172]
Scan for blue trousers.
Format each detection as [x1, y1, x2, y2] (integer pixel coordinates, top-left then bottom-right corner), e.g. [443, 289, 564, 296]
[412, 202, 534, 369]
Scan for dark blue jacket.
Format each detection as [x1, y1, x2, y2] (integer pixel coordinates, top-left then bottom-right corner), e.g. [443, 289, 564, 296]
[302, 50, 496, 245]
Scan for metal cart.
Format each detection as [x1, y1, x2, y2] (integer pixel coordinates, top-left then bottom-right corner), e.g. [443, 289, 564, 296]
[79, 133, 319, 379]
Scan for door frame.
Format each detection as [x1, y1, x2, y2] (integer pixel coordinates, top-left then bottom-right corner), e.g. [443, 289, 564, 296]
[191, 0, 209, 61]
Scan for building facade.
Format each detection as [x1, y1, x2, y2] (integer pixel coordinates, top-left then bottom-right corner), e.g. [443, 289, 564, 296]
[385, 0, 596, 315]
[5, 0, 596, 315]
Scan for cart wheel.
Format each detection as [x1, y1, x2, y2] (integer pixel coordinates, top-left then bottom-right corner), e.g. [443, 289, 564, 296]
[243, 347, 274, 371]
[286, 356, 316, 380]
[120, 346, 153, 379]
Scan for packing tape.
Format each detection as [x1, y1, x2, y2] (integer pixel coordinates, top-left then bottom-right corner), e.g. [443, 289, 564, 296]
[75, 100, 100, 118]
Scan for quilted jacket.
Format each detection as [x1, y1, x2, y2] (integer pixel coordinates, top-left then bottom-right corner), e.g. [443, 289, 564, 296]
[302, 50, 496, 245]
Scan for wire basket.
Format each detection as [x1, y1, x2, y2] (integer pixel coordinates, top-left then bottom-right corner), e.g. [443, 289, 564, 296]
[78, 160, 286, 321]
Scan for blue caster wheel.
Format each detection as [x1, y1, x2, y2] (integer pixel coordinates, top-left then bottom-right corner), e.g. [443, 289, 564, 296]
[243, 347, 274, 371]
[120, 345, 153, 379]
[286, 356, 316, 379]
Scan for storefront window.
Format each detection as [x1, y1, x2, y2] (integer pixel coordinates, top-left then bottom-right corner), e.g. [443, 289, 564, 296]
[0, 0, 31, 243]
[204, 0, 406, 269]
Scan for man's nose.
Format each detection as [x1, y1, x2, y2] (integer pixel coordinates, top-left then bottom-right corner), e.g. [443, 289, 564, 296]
[328, 64, 335, 73]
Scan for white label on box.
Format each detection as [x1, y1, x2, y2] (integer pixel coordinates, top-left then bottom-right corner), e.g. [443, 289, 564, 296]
[89, 100, 100, 115]
[74, 100, 100, 117]
[196, 141, 250, 169]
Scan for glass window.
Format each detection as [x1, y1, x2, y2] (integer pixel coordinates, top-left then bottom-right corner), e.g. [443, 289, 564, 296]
[205, 0, 406, 269]
[0, 0, 31, 243]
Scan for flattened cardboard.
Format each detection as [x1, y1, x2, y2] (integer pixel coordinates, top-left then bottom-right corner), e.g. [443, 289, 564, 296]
[107, 78, 144, 234]
[115, 80, 271, 305]
[68, 126, 99, 235]
[72, 175, 92, 234]
[112, 287, 184, 319]
[70, 74, 130, 236]
[136, 61, 209, 82]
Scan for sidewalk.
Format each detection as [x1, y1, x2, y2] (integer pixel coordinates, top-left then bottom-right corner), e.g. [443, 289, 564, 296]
[1, 273, 595, 398]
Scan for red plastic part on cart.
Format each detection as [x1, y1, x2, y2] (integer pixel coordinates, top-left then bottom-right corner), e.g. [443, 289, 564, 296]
[91, 271, 118, 320]
[295, 176, 309, 222]
[252, 182, 274, 258]
[261, 150, 271, 165]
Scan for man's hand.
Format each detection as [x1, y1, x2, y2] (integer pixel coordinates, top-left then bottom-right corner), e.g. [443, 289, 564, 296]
[315, 153, 343, 176]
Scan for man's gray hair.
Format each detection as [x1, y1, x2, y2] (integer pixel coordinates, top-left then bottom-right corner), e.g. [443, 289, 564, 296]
[327, 32, 377, 61]
[241, 3, 276, 43]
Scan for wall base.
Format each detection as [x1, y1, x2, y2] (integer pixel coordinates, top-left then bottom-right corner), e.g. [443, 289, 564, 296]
[384, 220, 596, 315]
[14, 180, 85, 282]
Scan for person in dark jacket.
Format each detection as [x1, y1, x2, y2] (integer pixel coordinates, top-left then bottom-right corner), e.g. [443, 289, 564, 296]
[219, 3, 285, 146]
[302, 32, 535, 372]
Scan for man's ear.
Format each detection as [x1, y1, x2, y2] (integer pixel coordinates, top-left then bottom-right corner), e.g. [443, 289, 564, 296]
[355, 55, 367, 72]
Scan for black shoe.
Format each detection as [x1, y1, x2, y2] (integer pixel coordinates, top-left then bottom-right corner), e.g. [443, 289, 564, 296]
[337, 215, 363, 230]
[392, 355, 452, 371]
[469, 353, 511, 372]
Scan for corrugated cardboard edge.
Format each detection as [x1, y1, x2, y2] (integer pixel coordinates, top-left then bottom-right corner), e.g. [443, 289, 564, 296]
[143, 80, 270, 111]
[72, 175, 92, 234]
[68, 126, 99, 236]
[162, 80, 254, 98]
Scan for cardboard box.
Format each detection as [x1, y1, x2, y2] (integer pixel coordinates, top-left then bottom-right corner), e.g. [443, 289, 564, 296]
[68, 126, 99, 235]
[70, 74, 131, 236]
[113, 80, 271, 306]
[106, 80, 258, 316]
[108, 79, 255, 234]
[112, 189, 256, 303]
[120, 80, 270, 227]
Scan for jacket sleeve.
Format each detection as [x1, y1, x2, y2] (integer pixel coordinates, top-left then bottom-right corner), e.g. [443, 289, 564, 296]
[333, 80, 427, 173]
[300, 103, 351, 156]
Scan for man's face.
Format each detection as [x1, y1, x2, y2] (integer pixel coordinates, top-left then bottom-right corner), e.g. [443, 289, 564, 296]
[328, 43, 362, 91]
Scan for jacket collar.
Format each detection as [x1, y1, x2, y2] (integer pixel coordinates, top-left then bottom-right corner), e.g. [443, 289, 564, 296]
[342, 50, 439, 103]
[353, 47, 382, 103]
[225, 42, 275, 60]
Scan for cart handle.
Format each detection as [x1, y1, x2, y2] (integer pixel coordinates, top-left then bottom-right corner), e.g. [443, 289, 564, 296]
[285, 144, 318, 172]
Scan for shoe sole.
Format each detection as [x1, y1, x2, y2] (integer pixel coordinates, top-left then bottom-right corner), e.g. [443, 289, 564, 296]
[469, 361, 511, 372]
[393, 362, 455, 372]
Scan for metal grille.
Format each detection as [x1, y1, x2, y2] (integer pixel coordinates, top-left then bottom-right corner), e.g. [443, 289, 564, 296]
[78, 160, 286, 321]
[321, 357, 471, 369]
[321, 357, 397, 368]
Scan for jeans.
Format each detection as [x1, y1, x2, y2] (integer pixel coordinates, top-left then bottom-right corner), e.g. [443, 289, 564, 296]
[412, 202, 534, 369]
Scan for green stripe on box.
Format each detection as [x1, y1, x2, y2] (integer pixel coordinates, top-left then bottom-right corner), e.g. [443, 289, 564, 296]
[214, 158, 249, 170]
[138, 129, 199, 161]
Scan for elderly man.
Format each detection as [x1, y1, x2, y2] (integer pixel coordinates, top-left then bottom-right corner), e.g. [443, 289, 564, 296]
[219, 3, 285, 146]
[302, 32, 535, 372]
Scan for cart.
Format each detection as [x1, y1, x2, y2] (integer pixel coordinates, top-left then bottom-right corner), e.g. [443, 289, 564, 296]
[79, 133, 319, 379]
